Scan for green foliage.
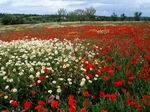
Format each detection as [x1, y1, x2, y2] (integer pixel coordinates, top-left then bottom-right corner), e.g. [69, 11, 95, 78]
[120, 13, 127, 21]
[84, 7, 96, 20]
[1, 14, 24, 25]
[0, 10, 149, 25]
[56, 9, 67, 22]
[57, 8, 67, 16]
[111, 12, 118, 21]
[67, 9, 85, 21]
[134, 12, 142, 21]
[67, 7, 96, 21]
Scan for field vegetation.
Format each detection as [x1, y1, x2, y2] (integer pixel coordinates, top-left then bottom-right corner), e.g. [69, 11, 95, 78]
[0, 22, 150, 112]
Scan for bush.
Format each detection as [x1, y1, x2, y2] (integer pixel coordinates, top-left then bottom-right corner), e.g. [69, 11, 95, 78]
[1, 14, 24, 25]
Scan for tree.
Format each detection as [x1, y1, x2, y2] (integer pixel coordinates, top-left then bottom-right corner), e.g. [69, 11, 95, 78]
[57, 8, 67, 22]
[74, 9, 84, 15]
[120, 13, 126, 21]
[74, 9, 85, 21]
[57, 8, 67, 16]
[134, 12, 142, 21]
[84, 7, 96, 20]
[111, 12, 118, 21]
[67, 9, 85, 21]
[67, 11, 78, 21]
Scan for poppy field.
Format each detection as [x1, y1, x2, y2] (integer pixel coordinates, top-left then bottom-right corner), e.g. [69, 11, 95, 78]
[0, 22, 150, 112]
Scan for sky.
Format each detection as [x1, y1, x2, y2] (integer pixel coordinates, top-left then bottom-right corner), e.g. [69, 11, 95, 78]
[0, 0, 150, 16]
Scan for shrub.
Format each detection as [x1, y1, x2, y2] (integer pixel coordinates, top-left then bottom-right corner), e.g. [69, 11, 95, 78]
[1, 14, 24, 25]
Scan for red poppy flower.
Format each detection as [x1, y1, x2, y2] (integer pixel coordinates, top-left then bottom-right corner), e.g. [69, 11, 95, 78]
[103, 76, 109, 81]
[31, 90, 37, 95]
[146, 100, 150, 106]
[125, 65, 130, 69]
[126, 98, 138, 107]
[83, 101, 89, 107]
[99, 67, 105, 72]
[107, 69, 114, 75]
[137, 105, 143, 110]
[38, 100, 45, 106]
[68, 95, 76, 112]
[99, 91, 106, 97]
[114, 78, 124, 87]
[128, 76, 135, 80]
[43, 68, 49, 73]
[127, 81, 132, 85]
[38, 75, 45, 81]
[51, 100, 59, 108]
[86, 74, 92, 78]
[69, 107, 76, 112]
[82, 90, 90, 97]
[109, 93, 117, 101]
[144, 54, 150, 61]
[80, 108, 87, 112]
[10, 100, 19, 108]
[68, 98, 76, 107]
[92, 95, 96, 99]
[142, 95, 149, 99]
[34, 105, 42, 111]
[99, 110, 108, 112]
[116, 66, 121, 70]
[1, 110, 9, 112]
[24, 100, 32, 110]
[126, 98, 133, 105]
[68, 95, 75, 100]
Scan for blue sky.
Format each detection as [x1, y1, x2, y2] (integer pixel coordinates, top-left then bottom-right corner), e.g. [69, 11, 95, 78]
[0, 0, 150, 16]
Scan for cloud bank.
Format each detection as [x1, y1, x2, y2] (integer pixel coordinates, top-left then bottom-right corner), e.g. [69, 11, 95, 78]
[0, 0, 150, 16]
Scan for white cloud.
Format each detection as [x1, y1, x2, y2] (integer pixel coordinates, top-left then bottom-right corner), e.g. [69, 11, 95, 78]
[0, 0, 8, 4]
[10, 0, 85, 7]
[3, 0, 86, 13]
[0, 0, 150, 16]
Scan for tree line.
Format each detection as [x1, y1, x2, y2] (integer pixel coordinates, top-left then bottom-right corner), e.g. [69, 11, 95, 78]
[0, 7, 149, 25]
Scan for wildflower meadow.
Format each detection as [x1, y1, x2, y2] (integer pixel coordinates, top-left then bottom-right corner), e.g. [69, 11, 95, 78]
[0, 23, 150, 112]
